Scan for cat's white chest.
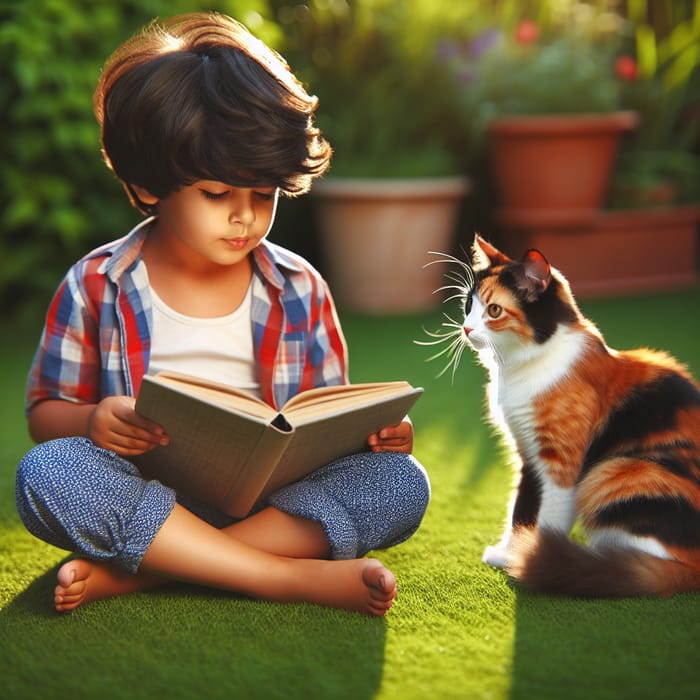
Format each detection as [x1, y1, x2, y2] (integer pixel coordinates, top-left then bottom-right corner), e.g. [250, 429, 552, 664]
[490, 328, 586, 460]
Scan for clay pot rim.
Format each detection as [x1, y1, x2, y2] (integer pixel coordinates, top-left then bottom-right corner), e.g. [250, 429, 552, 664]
[488, 110, 639, 135]
[311, 175, 472, 200]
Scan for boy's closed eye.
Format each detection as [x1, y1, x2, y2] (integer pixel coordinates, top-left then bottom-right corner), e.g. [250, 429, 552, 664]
[200, 189, 229, 201]
[199, 187, 276, 202]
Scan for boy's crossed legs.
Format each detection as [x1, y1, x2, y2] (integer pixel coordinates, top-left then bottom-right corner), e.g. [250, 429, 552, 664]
[18, 438, 428, 617]
[54, 503, 397, 616]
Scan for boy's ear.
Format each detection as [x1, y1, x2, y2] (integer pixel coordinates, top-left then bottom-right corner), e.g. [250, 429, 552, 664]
[128, 184, 159, 206]
[124, 184, 159, 215]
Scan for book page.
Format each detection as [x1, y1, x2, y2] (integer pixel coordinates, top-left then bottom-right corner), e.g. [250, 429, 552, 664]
[148, 371, 276, 421]
[282, 381, 415, 422]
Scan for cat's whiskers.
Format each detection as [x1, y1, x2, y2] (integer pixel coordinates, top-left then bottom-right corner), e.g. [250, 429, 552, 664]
[425, 259, 474, 312]
[435, 272, 473, 305]
[416, 311, 469, 380]
[425, 252, 475, 296]
[416, 252, 477, 381]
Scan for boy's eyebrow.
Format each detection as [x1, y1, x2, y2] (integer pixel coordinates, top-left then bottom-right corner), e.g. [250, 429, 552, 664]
[196, 180, 230, 188]
[196, 180, 277, 192]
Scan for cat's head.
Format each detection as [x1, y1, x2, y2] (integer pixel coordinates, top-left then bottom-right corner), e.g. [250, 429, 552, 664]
[421, 234, 582, 375]
[462, 235, 581, 358]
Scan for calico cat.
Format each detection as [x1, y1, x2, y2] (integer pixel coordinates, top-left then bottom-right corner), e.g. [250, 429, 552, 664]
[425, 234, 700, 597]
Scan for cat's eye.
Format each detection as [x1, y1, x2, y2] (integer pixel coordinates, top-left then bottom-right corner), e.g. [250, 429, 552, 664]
[487, 303, 502, 319]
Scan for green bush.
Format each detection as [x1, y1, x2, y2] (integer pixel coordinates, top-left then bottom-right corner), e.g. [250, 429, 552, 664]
[0, 0, 278, 322]
[272, 0, 470, 177]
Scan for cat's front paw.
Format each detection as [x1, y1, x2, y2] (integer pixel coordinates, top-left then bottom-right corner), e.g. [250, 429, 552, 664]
[482, 544, 510, 569]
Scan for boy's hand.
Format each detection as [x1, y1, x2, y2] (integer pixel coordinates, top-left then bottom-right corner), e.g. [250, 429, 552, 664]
[89, 395, 169, 456]
[368, 418, 413, 454]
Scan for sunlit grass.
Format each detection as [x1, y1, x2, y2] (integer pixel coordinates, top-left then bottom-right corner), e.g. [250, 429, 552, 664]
[2, 289, 699, 699]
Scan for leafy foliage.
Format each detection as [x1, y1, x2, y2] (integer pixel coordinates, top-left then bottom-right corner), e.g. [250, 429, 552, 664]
[609, 1, 700, 206]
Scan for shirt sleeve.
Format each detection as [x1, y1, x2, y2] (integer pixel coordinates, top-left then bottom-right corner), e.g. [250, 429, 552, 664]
[25, 261, 103, 413]
[307, 276, 349, 389]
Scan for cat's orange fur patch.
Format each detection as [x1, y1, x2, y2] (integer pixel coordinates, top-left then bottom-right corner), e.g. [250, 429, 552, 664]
[577, 458, 700, 519]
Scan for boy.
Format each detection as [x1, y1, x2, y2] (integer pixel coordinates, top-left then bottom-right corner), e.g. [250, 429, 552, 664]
[16, 12, 429, 616]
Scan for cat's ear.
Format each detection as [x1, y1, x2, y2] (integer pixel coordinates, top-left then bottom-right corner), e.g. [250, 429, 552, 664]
[516, 249, 551, 302]
[471, 234, 511, 272]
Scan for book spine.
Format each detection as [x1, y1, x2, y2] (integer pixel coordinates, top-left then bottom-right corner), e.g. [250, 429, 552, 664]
[223, 422, 293, 518]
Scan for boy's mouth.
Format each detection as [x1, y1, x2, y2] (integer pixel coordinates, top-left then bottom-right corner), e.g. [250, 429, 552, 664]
[225, 237, 250, 250]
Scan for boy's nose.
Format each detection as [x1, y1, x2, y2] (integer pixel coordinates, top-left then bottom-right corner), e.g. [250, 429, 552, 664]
[229, 194, 255, 226]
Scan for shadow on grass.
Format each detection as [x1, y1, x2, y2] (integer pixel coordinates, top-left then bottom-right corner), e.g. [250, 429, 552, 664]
[509, 588, 700, 700]
[1, 564, 387, 700]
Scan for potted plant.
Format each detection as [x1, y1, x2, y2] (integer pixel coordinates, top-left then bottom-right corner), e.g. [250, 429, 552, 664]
[575, 2, 700, 298]
[439, 1, 700, 298]
[442, 7, 639, 227]
[277, 0, 471, 313]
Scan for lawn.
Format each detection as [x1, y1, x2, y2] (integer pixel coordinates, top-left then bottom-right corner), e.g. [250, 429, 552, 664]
[1, 288, 699, 700]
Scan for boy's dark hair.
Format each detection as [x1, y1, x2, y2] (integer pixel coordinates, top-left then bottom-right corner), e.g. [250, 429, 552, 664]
[94, 12, 332, 214]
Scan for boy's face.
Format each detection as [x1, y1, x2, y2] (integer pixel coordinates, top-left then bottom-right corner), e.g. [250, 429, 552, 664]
[151, 180, 278, 266]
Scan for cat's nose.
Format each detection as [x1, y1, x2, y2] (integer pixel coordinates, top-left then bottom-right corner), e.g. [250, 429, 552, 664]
[463, 326, 473, 337]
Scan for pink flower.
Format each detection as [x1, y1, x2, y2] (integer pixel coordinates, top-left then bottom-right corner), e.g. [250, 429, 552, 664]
[615, 55, 638, 81]
[514, 20, 539, 45]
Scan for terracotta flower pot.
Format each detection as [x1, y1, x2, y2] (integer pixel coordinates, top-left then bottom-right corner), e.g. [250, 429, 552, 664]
[313, 176, 471, 313]
[488, 111, 638, 227]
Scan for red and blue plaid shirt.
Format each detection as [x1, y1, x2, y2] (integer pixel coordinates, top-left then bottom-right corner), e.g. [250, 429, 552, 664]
[26, 219, 348, 412]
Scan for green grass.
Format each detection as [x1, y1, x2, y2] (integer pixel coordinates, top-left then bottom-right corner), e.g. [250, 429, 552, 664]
[2, 289, 699, 699]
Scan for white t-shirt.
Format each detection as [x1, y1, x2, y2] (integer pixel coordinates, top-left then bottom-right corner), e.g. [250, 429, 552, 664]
[147, 283, 261, 398]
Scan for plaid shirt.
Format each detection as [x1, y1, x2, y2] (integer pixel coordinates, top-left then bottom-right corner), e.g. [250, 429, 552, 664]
[26, 219, 348, 413]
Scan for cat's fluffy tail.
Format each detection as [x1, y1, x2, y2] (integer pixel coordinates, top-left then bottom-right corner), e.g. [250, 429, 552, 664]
[506, 528, 700, 598]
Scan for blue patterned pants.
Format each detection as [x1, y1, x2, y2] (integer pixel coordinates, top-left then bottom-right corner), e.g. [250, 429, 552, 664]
[16, 437, 430, 573]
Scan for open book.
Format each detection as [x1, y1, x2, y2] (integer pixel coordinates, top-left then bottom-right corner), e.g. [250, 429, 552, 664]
[133, 371, 423, 518]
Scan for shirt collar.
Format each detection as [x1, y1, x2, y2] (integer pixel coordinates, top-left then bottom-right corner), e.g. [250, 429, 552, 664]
[97, 218, 153, 282]
[251, 239, 306, 290]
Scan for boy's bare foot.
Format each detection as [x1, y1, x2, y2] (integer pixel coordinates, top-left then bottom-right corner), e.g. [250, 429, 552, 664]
[359, 558, 398, 616]
[54, 559, 163, 612]
[283, 557, 397, 616]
